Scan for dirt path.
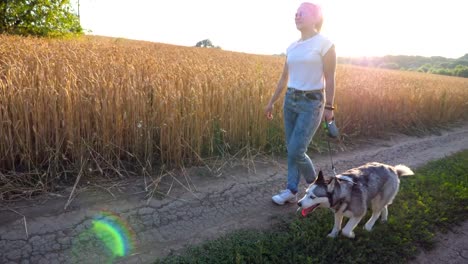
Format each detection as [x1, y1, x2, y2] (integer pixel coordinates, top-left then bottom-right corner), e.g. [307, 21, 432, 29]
[1, 123, 468, 264]
[411, 221, 468, 264]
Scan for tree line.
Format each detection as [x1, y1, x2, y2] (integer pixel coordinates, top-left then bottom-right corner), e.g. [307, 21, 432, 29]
[338, 54, 468, 78]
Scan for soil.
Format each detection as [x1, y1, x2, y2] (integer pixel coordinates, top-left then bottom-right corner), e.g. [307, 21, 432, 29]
[1, 123, 467, 264]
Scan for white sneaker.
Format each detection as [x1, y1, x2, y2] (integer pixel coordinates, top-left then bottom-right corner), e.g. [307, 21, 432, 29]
[272, 189, 297, 205]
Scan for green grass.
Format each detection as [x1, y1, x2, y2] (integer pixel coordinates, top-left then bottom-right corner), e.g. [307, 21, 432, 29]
[155, 151, 468, 264]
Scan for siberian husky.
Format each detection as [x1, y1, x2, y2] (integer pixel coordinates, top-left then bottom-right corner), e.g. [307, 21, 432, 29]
[298, 162, 414, 238]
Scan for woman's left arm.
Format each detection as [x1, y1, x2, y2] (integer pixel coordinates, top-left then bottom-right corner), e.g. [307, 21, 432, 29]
[323, 45, 336, 121]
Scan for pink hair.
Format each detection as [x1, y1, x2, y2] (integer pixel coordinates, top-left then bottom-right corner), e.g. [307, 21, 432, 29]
[299, 2, 323, 29]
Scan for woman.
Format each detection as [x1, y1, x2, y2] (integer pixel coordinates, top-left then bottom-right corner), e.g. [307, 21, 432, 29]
[265, 2, 336, 205]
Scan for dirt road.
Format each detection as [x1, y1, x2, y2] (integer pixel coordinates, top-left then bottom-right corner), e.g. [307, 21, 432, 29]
[1, 123, 468, 263]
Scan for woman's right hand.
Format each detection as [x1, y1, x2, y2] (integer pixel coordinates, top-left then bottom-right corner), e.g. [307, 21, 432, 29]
[265, 61, 288, 121]
[264, 103, 274, 120]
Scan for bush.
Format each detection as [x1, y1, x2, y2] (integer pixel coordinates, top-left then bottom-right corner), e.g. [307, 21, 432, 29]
[454, 65, 468, 78]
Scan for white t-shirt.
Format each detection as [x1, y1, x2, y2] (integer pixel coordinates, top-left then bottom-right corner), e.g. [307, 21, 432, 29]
[286, 34, 333, 91]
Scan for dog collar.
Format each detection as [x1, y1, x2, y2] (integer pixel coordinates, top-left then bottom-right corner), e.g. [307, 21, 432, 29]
[327, 191, 346, 211]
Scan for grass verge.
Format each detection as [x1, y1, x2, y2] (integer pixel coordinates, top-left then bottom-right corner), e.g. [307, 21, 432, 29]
[155, 150, 468, 264]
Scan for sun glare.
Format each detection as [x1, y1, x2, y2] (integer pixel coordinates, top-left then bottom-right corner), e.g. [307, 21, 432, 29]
[319, 0, 467, 58]
[78, 0, 467, 58]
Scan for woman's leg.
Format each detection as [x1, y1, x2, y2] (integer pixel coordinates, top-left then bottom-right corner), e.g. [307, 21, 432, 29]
[283, 100, 298, 192]
[285, 93, 324, 193]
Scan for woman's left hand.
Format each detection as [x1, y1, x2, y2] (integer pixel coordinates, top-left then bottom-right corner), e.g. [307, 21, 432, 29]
[323, 109, 334, 122]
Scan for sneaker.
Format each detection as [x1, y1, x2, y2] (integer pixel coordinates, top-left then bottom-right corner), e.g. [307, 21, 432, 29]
[272, 189, 297, 205]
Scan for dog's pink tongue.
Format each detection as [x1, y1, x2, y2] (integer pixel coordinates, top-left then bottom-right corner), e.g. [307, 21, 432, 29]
[301, 206, 316, 217]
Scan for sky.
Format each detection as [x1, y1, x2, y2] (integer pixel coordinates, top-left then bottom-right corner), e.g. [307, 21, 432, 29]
[77, 0, 468, 58]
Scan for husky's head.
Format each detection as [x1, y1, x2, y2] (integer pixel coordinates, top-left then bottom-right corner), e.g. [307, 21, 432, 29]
[297, 171, 333, 216]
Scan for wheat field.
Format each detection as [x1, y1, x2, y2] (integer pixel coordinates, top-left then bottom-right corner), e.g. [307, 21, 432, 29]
[1, 35, 467, 198]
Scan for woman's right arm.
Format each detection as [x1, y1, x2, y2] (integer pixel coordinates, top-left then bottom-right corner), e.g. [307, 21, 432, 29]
[265, 61, 289, 120]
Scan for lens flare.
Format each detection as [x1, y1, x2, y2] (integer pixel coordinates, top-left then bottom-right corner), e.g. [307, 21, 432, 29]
[91, 211, 135, 258]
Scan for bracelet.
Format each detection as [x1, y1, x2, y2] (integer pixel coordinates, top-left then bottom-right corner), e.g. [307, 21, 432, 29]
[325, 105, 335, 111]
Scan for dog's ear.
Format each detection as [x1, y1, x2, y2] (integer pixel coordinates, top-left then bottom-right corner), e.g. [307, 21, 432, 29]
[316, 170, 325, 184]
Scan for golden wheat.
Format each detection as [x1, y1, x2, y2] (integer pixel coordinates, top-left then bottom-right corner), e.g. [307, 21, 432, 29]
[0, 35, 467, 193]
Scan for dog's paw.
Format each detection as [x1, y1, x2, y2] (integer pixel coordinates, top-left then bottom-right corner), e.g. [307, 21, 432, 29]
[327, 231, 339, 238]
[342, 231, 355, 239]
[364, 223, 373, 232]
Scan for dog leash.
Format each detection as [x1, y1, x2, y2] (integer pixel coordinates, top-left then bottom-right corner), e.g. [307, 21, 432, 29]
[326, 139, 337, 177]
[323, 119, 339, 177]
[324, 120, 356, 185]
[326, 139, 356, 185]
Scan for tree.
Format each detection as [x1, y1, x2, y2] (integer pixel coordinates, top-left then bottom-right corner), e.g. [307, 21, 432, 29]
[0, 0, 82, 37]
[430, 68, 453, 76]
[417, 63, 432, 73]
[195, 39, 215, 48]
[454, 65, 468, 78]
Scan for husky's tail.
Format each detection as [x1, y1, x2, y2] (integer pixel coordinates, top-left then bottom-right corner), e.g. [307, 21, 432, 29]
[395, 165, 414, 177]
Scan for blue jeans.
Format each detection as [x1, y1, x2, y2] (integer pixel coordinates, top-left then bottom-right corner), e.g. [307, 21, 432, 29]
[283, 88, 324, 193]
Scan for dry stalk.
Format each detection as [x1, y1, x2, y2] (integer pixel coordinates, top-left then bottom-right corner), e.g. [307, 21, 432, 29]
[181, 137, 214, 175]
[2, 206, 29, 239]
[167, 171, 200, 200]
[64, 158, 85, 210]
[82, 140, 124, 179]
[145, 169, 166, 205]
